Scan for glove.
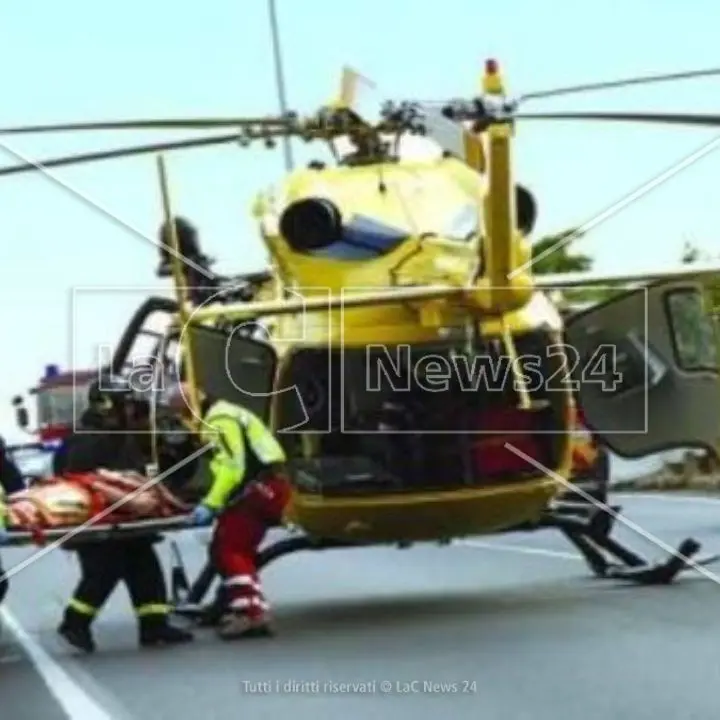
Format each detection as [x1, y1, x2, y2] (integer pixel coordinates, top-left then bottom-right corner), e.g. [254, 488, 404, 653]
[190, 504, 215, 527]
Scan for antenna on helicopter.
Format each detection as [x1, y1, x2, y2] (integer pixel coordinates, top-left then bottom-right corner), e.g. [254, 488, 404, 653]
[267, 0, 294, 171]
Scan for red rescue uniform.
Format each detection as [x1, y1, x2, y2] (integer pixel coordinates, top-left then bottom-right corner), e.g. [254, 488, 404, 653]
[197, 399, 290, 638]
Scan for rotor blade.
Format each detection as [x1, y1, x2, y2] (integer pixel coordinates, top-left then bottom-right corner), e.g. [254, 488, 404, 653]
[337, 67, 483, 167]
[515, 111, 720, 128]
[417, 66, 720, 109]
[534, 261, 720, 289]
[421, 106, 484, 170]
[330, 65, 381, 125]
[518, 67, 720, 103]
[0, 133, 244, 177]
[0, 117, 284, 136]
[336, 66, 375, 111]
[338, 66, 358, 108]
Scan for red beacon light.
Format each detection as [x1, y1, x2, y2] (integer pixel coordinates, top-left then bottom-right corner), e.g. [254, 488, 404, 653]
[482, 59, 503, 95]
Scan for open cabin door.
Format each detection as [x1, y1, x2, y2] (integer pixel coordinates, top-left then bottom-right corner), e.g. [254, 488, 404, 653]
[564, 279, 720, 458]
[185, 324, 277, 423]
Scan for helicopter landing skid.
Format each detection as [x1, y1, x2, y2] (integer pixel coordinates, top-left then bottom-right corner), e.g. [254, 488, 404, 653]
[170, 536, 358, 625]
[170, 504, 719, 625]
[544, 502, 720, 585]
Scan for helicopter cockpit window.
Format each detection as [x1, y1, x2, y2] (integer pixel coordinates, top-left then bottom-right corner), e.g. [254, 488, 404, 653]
[665, 288, 718, 372]
[161, 337, 182, 380]
[442, 203, 478, 241]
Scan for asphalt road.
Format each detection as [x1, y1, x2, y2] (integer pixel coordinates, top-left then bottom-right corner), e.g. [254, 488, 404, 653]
[2, 492, 720, 720]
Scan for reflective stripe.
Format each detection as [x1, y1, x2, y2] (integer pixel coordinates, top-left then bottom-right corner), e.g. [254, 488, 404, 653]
[225, 574, 255, 586]
[225, 575, 262, 592]
[68, 598, 97, 616]
[135, 603, 170, 617]
[228, 597, 270, 612]
[254, 482, 276, 500]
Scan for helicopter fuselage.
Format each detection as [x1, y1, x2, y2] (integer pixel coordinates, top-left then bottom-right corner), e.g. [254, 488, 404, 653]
[257, 155, 530, 281]
[169, 277, 574, 543]
[130, 155, 572, 542]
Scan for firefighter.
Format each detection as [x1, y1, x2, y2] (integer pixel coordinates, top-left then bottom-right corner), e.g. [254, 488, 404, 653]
[167, 382, 290, 639]
[57, 376, 193, 653]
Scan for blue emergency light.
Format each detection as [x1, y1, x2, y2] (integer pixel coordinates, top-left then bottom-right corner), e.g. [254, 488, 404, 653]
[44, 364, 60, 379]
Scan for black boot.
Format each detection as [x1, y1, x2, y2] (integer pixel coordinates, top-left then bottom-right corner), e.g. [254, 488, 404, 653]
[57, 612, 96, 654]
[139, 617, 194, 648]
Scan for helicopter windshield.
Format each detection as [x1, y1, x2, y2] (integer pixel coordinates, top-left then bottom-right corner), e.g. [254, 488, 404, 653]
[343, 166, 480, 242]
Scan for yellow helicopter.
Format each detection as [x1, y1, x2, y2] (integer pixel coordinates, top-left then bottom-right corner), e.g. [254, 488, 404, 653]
[5, 60, 720, 620]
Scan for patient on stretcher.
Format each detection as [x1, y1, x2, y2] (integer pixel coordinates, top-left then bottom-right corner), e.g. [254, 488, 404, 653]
[5, 407, 206, 534]
[5, 468, 193, 531]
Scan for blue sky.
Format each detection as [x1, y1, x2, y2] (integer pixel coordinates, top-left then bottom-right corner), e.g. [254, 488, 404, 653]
[2, 0, 720, 442]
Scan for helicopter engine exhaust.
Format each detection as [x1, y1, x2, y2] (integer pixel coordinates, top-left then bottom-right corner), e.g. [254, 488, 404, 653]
[279, 198, 343, 252]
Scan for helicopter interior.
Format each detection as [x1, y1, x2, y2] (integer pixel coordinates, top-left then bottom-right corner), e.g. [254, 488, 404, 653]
[123, 270, 720, 507]
[178, 321, 567, 497]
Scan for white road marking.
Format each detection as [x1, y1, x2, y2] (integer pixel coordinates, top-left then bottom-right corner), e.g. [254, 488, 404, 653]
[0, 607, 115, 720]
[506, 444, 720, 587]
[460, 540, 582, 561]
[614, 492, 720, 506]
[0, 650, 24, 664]
[458, 494, 720, 576]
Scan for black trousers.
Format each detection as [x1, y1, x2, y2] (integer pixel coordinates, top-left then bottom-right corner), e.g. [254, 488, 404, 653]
[66, 538, 168, 625]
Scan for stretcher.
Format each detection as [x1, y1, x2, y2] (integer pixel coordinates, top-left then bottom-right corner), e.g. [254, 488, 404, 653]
[3, 469, 193, 547]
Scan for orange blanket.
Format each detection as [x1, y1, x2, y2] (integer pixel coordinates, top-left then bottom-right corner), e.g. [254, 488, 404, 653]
[6, 470, 191, 530]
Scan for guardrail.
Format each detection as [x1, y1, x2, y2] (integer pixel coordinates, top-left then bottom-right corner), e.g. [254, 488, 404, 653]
[612, 452, 720, 493]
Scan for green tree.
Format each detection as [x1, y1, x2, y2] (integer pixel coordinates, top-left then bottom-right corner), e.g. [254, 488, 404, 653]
[681, 240, 702, 265]
[531, 227, 613, 305]
[681, 240, 720, 313]
[531, 228, 592, 275]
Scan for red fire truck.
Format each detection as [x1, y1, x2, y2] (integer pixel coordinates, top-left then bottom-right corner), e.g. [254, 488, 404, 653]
[13, 364, 97, 445]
